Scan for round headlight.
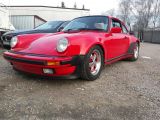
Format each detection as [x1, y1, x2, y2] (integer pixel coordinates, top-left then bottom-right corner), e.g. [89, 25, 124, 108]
[57, 38, 69, 52]
[10, 36, 18, 48]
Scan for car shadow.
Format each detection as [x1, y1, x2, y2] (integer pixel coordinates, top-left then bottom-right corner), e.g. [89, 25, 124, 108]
[13, 59, 139, 85]
[14, 69, 89, 86]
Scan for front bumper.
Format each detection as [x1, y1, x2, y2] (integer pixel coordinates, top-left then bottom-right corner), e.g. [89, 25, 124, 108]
[3, 51, 84, 76]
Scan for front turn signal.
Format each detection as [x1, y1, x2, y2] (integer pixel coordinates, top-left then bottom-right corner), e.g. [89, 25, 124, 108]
[47, 61, 60, 66]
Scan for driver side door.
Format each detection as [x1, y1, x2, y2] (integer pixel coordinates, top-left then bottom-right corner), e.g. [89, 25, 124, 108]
[106, 19, 130, 61]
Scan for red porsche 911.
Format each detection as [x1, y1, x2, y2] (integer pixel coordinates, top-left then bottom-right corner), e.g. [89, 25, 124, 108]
[3, 16, 140, 81]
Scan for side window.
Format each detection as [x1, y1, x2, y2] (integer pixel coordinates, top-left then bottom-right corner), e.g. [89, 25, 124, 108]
[112, 20, 121, 28]
[122, 25, 128, 34]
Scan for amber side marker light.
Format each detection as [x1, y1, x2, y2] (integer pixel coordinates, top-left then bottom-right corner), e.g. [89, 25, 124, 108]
[47, 61, 60, 66]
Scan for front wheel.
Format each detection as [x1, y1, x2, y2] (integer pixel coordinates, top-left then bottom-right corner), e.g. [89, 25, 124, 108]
[80, 46, 104, 81]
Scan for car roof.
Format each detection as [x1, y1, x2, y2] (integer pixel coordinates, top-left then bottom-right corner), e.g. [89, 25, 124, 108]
[74, 15, 108, 19]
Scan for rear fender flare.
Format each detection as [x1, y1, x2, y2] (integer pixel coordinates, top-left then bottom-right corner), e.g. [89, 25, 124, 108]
[127, 42, 139, 54]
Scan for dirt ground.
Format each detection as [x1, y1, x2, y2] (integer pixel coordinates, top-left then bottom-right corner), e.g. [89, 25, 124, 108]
[0, 43, 160, 120]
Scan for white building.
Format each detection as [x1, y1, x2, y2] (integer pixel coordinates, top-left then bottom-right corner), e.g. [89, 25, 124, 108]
[10, 15, 46, 30]
[8, 6, 90, 21]
[7, 6, 90, 30]
[0, 3, 15, 34]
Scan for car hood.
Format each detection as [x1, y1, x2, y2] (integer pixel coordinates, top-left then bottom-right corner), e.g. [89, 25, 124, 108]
[3, 29, 57, 37]
[15, 31, 100, 56]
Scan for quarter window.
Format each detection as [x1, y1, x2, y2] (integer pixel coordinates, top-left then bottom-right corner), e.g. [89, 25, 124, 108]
[112, 20, 121, 28]
[122, 25, 128, 34]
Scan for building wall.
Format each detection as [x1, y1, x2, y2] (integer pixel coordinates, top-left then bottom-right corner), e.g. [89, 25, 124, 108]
[0, 4, 10, 31]
[11, 15, 34, 30]
[143, 30, 160, 43]
[10, 15, 46, 30]
[8, 6, 90, 21]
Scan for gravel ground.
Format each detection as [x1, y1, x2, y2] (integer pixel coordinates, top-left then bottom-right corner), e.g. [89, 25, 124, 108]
[0, 43, 160, 120]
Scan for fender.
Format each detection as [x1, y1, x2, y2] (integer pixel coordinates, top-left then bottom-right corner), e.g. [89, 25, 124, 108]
[67, 35, 106, 58]
[128, 40, 140, 54]
[128, 42, 136, 54]
[14, 33, 51, 49]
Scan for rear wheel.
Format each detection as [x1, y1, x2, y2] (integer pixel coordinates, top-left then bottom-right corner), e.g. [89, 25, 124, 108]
[80, 46, 104, 81]
[128, 43, 139, 61]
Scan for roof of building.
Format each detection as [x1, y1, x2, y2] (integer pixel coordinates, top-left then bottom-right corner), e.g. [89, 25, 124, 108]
[5, 5, 90, 11]
[144, 27, 160, 31]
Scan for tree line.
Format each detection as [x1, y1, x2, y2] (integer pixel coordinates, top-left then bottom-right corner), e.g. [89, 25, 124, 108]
[103, 0, 160, 31]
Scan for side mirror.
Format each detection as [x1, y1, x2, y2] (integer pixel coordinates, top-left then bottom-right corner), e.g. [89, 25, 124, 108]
[57, 27, 64, 32]
[110, 27, 122, 33]
[129, 31, 135, 35]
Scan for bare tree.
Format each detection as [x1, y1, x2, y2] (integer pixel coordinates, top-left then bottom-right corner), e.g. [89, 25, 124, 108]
[132, 0, 154, 30]
[117, 0, 160, 41]
[118, 0, 132, 30]
[119, 0, 132, 23]
[129, 0, 154, 40]
[152, 0, 160, 28]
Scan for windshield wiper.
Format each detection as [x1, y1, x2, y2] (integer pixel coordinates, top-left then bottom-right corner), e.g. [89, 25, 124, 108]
[63, 29, 79, 33]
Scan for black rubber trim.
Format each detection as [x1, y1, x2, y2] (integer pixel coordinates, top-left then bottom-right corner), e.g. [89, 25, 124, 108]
[106, 54, 127, 62]
[9, 51, 56, 58]
[4, 55, 45, 65]
[128, 42, 136, 54]
[4, 52, 85, 66]
[70, 55, 85, 77]
[106, 53, 133, 63]
[61, 55, 85, 66]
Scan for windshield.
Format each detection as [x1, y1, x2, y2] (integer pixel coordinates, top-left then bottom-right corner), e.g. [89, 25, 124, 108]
[63, 16, 109, 32]
[35, 21, 63, 30]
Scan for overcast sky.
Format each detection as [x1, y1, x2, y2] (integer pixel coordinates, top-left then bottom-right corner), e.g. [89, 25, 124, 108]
[0, 0, 119, 14]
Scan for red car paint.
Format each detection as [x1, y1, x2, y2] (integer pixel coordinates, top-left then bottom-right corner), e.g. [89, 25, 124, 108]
[3, 16, 139, 77]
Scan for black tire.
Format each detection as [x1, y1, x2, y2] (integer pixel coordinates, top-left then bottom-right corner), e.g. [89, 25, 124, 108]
[80, 46, 104, 81]
[128, 43, 139, 61]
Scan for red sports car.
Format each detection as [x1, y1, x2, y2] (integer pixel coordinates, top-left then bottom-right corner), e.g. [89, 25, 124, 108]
[3, 16, 140, 80]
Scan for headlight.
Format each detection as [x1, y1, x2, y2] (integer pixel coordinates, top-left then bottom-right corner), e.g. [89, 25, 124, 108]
[10, 36, 18, 48]
[57, 37, 69, 52]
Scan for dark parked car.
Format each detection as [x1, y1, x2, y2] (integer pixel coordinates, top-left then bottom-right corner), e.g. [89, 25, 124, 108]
[1, 21, 69, 49]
